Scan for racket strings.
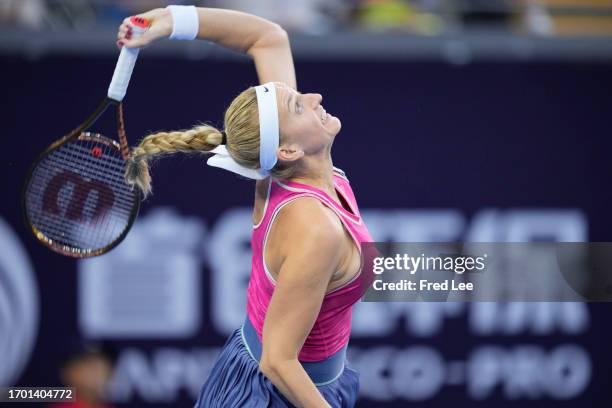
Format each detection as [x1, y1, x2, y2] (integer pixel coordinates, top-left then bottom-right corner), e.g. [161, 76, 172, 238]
[86, 133, 135, 246]
[90, 137, 124, 249]
[26, 137, 137, 253]
[67, 138, 120, 245]
[42, 145, 131, 206]
[28, 163, 129, 248]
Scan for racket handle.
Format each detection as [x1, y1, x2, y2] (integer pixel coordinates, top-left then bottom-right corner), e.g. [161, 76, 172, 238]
[107, 16, 149, 102]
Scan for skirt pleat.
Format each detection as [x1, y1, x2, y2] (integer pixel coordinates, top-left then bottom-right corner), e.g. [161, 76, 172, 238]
[194, 328, 359, 407]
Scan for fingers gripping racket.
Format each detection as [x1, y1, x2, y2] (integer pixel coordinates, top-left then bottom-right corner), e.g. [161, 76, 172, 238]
[23, 16, 149, 258]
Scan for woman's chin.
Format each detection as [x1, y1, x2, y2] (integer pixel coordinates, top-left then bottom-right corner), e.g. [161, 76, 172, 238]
[328, 116, 341, 135]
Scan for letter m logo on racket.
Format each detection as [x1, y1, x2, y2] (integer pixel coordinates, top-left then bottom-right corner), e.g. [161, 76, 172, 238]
[42, 170, 115, 222]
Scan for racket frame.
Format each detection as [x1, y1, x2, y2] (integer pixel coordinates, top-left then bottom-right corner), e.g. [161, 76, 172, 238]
[22, 100, 141, 258]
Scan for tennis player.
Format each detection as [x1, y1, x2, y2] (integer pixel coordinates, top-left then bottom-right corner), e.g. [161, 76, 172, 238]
[117, 6, 374, 407]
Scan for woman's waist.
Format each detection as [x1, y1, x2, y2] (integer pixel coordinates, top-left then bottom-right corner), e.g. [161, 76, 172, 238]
[240, 316, 348, 386]
[246, 304, 353, 356]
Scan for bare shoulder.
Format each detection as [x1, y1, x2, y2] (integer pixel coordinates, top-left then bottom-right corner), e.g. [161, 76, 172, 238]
[276, 196, 345, 251]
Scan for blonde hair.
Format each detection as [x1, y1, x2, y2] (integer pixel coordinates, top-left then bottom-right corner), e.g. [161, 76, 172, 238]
[125, 86, 293, 198]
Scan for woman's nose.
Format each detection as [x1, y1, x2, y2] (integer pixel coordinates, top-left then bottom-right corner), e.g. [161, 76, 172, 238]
[308, 93, 323, 106]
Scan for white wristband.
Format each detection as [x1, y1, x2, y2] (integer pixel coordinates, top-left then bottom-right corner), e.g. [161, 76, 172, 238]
[166, 5, 199, 40]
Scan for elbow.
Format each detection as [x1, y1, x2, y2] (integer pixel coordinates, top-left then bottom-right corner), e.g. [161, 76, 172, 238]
[259, 353, 293, 379]
[263, 22, 289, 45]
[248, 24, 290, 55]
[259, 358, 279, 379]
[269, 24, 289, 44]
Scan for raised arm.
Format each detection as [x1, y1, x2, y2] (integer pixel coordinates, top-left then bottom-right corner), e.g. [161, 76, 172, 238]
[118, 7, 296, 88]
[118, 7, 296, 202]
[259, 198, 345, 407]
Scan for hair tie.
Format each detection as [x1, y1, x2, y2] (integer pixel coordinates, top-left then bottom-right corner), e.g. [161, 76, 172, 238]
[221, 130, 227, 145]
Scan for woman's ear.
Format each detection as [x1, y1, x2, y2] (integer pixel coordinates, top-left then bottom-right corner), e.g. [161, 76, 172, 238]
[277, 144, 304, 163]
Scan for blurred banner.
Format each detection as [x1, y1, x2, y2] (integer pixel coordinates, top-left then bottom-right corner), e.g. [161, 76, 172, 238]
[1, 52, 611, 407]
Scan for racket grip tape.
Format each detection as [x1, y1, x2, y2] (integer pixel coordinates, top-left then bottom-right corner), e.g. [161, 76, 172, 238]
[107, 16, 149, 102]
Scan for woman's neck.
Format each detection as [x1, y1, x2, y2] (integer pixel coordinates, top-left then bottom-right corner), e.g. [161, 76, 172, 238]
[288, 153, 336, 196]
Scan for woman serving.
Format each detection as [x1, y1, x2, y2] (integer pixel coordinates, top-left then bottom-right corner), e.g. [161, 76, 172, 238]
[117, 6, 373, 407]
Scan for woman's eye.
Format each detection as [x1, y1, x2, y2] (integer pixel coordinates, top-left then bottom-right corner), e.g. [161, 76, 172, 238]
[296, 103, 303, 114]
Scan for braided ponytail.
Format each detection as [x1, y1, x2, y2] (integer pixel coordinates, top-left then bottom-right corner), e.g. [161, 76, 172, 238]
[125, 125, 223, 198]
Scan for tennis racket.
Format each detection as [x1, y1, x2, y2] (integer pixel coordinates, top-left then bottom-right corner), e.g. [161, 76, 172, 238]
[23, 16, 149, 258]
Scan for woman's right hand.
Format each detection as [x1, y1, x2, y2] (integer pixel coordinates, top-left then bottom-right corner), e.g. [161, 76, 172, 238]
[117, 8, 173, 49]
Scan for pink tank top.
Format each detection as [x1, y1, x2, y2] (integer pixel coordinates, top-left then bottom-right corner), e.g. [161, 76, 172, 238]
[246, 167, 374, 362]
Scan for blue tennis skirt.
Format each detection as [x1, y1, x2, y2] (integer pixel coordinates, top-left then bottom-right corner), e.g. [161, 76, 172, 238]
[194, 319, 359, 407]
